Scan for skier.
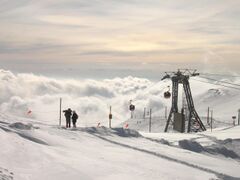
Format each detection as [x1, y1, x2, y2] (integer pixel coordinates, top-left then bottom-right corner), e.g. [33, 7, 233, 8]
[72, 111, 78, 128]
[63, 108, 72, 128]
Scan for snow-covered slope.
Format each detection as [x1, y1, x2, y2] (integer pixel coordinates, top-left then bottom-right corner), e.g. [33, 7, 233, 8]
[0, 69, 240, 179]
[0, 114, 240, 180]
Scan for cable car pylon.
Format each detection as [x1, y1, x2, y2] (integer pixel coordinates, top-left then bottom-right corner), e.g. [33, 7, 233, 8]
[162, 69, 206, 133]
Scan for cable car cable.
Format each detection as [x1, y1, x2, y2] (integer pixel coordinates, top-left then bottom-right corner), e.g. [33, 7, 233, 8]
[200, 73, 240, 78]
[191, 78, 240, 90]
[199, 76, 240, 87]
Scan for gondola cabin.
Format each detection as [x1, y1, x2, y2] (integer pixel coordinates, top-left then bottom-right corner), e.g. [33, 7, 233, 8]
[164, 91, 171, 99]
[129, 104, 135, 111]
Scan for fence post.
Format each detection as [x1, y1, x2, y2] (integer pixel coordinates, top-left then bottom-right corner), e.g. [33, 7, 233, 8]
[143, 107, 146, 119]
[207, 107, 210, 125]
[109, 106, 112, 128]
[210, 110, 213, 132]
[149, 109, 152, 132]
[165, 106, 167, 120]
[59, 98, 62, 126]
[238, 109, 240, 125]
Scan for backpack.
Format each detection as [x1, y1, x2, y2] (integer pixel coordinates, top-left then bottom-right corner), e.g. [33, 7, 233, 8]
[73, 113, 78, 120]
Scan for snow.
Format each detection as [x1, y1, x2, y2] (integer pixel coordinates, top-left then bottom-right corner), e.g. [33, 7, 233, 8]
[0, 70, 240, 180]
[0, 113, 240, 180]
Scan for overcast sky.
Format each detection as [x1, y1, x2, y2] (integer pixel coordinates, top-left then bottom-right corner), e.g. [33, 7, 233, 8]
[0, 0, 240, 77]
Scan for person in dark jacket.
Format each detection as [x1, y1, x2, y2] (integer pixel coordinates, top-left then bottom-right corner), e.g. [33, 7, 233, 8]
[72, 111, 78, 128]
[63, 108, 72, 128]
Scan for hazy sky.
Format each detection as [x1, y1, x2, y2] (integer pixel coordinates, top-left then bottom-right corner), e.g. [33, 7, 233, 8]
[0, 0, 240, 76]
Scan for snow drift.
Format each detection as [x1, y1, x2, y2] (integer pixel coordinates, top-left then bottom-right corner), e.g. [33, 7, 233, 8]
[0, 114, 240, 180]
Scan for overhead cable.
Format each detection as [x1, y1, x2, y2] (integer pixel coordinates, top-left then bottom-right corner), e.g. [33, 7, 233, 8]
[191, 78, 240, 91]
[200, 73, 240, 78]
[199, 76, 240, 87]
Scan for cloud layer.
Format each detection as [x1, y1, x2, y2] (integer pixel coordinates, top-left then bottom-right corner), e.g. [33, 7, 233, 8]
[0, 69, 239, 127]
[0, 69, 160, 126]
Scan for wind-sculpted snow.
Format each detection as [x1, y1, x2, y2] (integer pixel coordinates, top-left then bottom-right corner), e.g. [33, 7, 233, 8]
[0, 167, 14, 180]
[178, 138, 240, 159]
[0, 69, 239, 127]
[179, 140, 205, 153]
[9, 122, 33, 130]
[0, 120, 48, 145]
[73, 126, 142, 137]
[1, 113, 240, 180]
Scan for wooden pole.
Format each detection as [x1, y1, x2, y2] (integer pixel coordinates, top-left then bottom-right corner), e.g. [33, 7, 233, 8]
[149, 108, 152, 133]
[210, 110, 213, 132]
[207, 107, 210, 125]
[238, 109, 240, 125]
[165, 106, 167, 120]
[143, 107, 146, 119]
[59, 98, 62, 126]
[109, 106, 112, 128]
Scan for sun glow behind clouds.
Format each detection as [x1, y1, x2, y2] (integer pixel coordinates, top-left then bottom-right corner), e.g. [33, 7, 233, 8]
[0, 0, 240, 71]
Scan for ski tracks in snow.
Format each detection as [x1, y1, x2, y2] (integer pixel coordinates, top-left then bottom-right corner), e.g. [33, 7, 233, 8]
[91, 133, 240, 180]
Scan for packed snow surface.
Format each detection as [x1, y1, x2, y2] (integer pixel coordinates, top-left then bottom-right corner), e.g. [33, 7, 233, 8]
[0, 114, 240, 180]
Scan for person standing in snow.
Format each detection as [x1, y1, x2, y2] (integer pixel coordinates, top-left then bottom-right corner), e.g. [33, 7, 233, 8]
[63, 108, 72, 128]
[72, 111, 78, 128]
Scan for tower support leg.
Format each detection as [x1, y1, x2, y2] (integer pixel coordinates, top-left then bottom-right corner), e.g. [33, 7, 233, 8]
[164, 109, 173, 132]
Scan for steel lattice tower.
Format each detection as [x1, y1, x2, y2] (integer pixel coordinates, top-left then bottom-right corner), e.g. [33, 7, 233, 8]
[162, 69, 206, 133]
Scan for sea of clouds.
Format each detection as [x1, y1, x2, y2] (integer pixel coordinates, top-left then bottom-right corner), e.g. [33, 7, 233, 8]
[0, 69, 170, 126]
[0, 69, 239, 127]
